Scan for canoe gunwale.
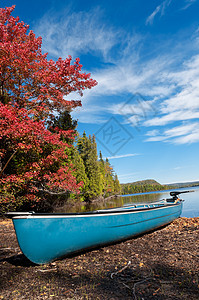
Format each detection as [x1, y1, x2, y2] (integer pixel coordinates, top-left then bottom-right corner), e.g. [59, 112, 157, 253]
[6, 200, 183, 219]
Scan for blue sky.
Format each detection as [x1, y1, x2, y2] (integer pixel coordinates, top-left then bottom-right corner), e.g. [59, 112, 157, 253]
[3, 0, 199, 184]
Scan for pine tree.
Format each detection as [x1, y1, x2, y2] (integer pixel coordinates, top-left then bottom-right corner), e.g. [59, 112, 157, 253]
[104, 158, 114, 196]
[77, 133, 101, 200]
[113, 174, 121, 194]
[49, 110, 77, 144]
[70, 147, 89, 200]
[98, 151, 106, 196]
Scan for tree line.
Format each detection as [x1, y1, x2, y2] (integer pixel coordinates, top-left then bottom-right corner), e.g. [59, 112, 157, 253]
[50, 111, 121, 207]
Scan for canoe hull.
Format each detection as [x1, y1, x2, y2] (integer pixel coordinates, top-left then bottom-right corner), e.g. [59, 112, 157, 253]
[12, 202, 182, 264]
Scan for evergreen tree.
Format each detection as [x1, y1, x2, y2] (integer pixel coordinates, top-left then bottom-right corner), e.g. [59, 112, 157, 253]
[113, 174, 121, 194]
[77, 133, 121, 201]
[98, 151, 106, 196]
[70, 147, 89, 200]
[104, 158, 114, 195]
[77, 133, 101, 200]
[49, 110, 77, 144]
[99, 151, 104, 163]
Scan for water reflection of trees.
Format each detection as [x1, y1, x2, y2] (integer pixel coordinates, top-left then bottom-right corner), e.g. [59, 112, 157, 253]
[54, 188, 199, 217]
[55, 192, 171, 213]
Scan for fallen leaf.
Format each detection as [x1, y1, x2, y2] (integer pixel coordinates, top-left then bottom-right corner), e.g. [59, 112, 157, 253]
[139, 262, 144, 267]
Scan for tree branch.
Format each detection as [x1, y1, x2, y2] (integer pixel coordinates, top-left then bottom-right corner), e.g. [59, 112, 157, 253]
[36, 188, 71, 196]
[32, 182, 71, 196]
[0, 150, 17, 178]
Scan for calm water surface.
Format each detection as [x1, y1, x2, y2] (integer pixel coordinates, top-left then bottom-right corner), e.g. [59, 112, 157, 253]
[120, 186, 199, 218]
[58, 186, 199, 218]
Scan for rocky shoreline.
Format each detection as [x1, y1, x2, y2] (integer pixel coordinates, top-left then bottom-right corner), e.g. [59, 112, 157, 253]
[0, 217, 199, 299]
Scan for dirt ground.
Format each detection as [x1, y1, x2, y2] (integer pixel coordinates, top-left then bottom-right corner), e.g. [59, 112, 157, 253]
[0, 217, 199, 300]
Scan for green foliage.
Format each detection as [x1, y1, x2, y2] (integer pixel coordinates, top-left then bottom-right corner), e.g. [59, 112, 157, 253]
[77, 133, 121, 201]
[77, 133, 101, 200]
[114, 174, 121, 194]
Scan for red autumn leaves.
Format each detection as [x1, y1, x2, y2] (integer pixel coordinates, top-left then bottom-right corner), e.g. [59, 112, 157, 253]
[0, 6, 97, 209]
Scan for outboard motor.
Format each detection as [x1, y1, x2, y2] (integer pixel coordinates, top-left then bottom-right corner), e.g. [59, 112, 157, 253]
[167, 190, 193, 202]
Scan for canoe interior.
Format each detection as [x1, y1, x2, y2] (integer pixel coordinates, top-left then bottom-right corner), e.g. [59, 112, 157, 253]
[6, 198, 182, 218]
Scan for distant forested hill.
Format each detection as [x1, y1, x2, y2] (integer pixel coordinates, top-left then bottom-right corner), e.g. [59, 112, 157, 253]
[121, 179, 170, 195]
[167, 181, 199, 188]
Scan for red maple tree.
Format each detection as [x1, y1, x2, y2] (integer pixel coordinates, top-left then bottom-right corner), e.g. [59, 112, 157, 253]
[0, 6, 97, 212]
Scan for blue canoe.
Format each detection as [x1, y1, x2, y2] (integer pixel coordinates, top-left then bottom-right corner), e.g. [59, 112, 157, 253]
[6, 191, 188, 264]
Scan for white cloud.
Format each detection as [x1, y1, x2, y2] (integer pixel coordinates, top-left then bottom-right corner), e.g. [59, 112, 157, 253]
[144, 110, 199, 126]
[34, 7, 120, 60]
[146, 5, 161, 26]
[144, 54, 199, 128]
[164, 123, 199, 137]
[35, 5, 199, 145]
[174, 129, 199, 144]
[72, 103, 107, 124]
[145, 0, 196, 25]
[35, 6, 177, 100]
[173, 166, 182, 170]
[145, 135, 167, 142]
[146, 0, 172, 25]
[88, 54, 177, 104]
[145, 122, 199, 144]
[73, 45, 199, 146]
[181, 0, 197, 10]
[108, 98, 156, 117]
[104, 153, 139, 160]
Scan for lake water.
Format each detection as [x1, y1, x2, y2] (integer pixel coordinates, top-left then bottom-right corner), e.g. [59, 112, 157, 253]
[120, 186, 199, 218]
[60, 186, 199, 218]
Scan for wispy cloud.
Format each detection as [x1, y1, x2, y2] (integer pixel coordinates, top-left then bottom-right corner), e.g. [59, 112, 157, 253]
[181, 0, 197, 10]
[144, 54, 199, 129]
[34, 7, 120, 60]
[146, 5, 161, 26]
[35, 5, 199, 145]
[73, 37, 199, 145]
[85, 54, 177, 113]
[104, 153, 139, 160]
[145, 122, 199, 144]
[173, 166, 182, 170]
[146, 0, 172, 25]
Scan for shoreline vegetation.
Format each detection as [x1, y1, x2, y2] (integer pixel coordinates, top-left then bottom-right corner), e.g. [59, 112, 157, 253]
[1, 217, 198, 299]
[121, 179, 199, 195]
